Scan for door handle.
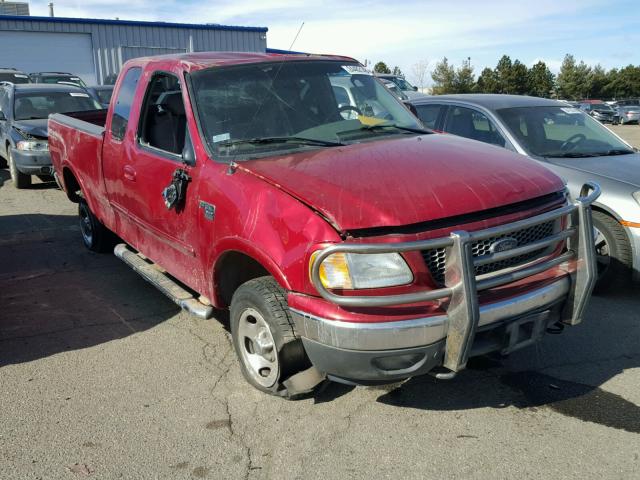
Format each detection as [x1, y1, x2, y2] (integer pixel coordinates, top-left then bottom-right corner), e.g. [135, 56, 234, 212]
[123, 165, 136, 181]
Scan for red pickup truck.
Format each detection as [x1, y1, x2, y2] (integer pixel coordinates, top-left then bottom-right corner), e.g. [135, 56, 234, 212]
[49, 52, 600, 397]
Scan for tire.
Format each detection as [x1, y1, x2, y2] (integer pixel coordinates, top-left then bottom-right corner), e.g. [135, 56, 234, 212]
[592, 211, 633, 294]
[7, 149, 31, 189]
[230, 276, 310, 397]
[78, 200, 116, 253]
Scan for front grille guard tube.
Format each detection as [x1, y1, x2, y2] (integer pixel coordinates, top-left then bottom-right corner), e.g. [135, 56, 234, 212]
[310, 182, 601, 372]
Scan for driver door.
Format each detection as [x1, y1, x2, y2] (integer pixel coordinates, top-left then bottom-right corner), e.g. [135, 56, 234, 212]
[121, 71, 202, 289]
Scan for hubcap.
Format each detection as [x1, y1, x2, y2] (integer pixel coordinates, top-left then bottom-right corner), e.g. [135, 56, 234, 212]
[594, 227, 610, 278]
[237, 308, 278, 388]
[79, 207, 93, 245]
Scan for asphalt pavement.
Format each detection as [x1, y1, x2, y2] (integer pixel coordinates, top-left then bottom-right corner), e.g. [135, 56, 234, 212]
[1, 132, 639, 479]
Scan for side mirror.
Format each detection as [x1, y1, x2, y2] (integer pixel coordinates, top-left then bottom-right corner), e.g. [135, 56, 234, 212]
[0, 111, 6, 121]
[413, 86, 418, 91]
[182, 130, 196, 167]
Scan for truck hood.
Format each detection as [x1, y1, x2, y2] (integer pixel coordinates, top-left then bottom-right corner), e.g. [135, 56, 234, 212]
[241, 134, 563, 232]
[547, 152, 640, 189]
[12, 119, 49, 138]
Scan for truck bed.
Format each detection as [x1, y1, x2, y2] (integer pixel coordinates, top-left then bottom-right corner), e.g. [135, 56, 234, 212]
[48, 110, 108, 216]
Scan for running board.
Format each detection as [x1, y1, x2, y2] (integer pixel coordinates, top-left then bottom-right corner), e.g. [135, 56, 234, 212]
[114, 243, 214, 319]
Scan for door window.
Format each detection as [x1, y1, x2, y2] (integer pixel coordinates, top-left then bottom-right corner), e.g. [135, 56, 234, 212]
[444, 106, 506, 147]
[137, 73, 187, 156]
[415, 104, 444, 129]
[110, 67, 142, 141]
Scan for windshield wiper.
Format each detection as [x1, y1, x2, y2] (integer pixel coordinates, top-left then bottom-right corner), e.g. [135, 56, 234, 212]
[219, 136, 344, 148]
[595, 149, 635, 156]
[545, 152, 600, 158]
[336, 123, 431, 137]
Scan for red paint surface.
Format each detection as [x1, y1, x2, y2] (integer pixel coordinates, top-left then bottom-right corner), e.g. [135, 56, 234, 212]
[49, 52, 571, 324]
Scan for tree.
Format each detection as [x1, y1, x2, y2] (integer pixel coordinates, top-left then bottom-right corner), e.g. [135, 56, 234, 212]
[475, 67, 499, 93]
[431, 57, 456, 94]
[411, 59, 429, 92]
[587, 64, 608, 99]
[511, 60, 529, 94]
[556, 54, 591, 99]
[453, 58, 475, 93]
[527, 61, 555, 97]
[392, 66, 404, 77]
[373, 61, 391, 74]
[495, 55, 514, 93]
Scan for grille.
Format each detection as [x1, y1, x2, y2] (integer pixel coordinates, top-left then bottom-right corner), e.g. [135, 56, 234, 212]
[422, 220, 557, 285]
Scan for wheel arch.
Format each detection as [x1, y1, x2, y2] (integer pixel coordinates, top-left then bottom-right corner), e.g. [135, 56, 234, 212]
[212, 244, 292, 308]
[61, 165, 83, 203]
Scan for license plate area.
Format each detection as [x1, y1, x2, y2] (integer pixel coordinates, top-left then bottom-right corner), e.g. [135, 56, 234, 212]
[501, 311, 549, 355]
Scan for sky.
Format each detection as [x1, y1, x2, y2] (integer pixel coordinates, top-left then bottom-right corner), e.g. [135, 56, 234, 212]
[29, 0, 640, 85]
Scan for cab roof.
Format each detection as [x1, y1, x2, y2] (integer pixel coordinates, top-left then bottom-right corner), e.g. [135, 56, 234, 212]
[124, 51, 359, 73]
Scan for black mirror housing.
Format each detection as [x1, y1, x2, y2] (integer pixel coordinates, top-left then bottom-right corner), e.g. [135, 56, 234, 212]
[182, 130, 196, 167]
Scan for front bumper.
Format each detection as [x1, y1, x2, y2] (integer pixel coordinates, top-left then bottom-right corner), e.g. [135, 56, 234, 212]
[11, 148, 52, 175]
[300, 183, 600, 383]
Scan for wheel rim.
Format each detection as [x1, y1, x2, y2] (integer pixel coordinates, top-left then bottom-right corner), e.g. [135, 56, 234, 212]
[79, 206, 93, 246]
[594, 226, 610, 279]
[237, 307, 278, 388]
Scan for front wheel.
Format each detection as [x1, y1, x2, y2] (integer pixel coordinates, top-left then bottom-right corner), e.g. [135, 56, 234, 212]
[8, 149, 31, 189]
[230, 277, 309, 397]
[592, 211, 632, 294]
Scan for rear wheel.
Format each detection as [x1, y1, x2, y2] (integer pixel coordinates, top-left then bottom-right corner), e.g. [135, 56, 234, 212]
[78, 200, 116, 253]
[230, 276, 310, 397]
[8, 149, 31, 189]
[592, 211, 632, 294]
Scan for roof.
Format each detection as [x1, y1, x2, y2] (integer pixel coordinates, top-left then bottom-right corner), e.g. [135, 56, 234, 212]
[126, 51, 358, 71]
[0, 14, 268, 33]
[10, 83, 87, 93]
[410, 94, 565, 110]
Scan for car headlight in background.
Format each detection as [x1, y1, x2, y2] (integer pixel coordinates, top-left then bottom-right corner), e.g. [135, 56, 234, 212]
[311, 251, 413, 290]
[16, 140, 48, 151]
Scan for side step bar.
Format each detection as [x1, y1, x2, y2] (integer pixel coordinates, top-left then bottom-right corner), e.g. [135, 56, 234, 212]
[114, 244, 214, 319]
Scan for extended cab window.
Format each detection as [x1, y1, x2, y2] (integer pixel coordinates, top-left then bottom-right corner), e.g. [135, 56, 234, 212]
[137, 73, 187, 156]
[111, 67, 142, 141]
[444, 106, 506, 147]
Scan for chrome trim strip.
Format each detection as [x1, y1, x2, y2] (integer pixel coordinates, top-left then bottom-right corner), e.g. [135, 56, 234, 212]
[292, 277, 570, 351]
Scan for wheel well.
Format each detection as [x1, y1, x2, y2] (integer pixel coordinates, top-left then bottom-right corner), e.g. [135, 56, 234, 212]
[62, 167, 82, 203]
[215, 251, 271, 307]
[591, 204, 620, 222]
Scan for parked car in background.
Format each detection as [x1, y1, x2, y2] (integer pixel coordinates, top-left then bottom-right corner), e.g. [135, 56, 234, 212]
[409, 94, 640, 290]
[374, 73, 426, 99]
[0, 83, 101, 188]
[380, 78, 409, 100]
[0, 67, 31, 84]
[85, 85, 114, 108]
[29, 72, 86, 88]
[49, 52, 598, 396]
[579, 101, 621, 124]
[616, 105, 640, 125]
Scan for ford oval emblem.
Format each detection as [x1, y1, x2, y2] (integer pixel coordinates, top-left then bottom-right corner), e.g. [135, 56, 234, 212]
[490, 237, 518, 254]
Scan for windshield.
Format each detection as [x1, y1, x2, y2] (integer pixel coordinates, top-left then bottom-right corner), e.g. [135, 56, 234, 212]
[592, 104, 613, 112]
[14, 91, 102, 120]
[0, 72, 30, 84]
[391, 77, 415, 91]
[496, 106, 632, 158]
[40, 75, 86, 87]
[190, 60, 423, 159]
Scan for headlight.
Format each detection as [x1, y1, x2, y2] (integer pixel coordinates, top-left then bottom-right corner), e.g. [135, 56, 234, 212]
[311, 251, 413, 290]
[16, 140, 48, 151]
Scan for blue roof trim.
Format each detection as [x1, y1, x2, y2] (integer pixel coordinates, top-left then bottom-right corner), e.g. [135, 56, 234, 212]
[0, 15, 268, 32]
[266, 47, 306, 54]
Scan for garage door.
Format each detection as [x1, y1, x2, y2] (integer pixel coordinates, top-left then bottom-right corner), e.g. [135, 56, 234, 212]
[0, 31, 96, 85]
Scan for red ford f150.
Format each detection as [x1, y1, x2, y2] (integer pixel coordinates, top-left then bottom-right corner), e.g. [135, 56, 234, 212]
[49, 52, 600, 397]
